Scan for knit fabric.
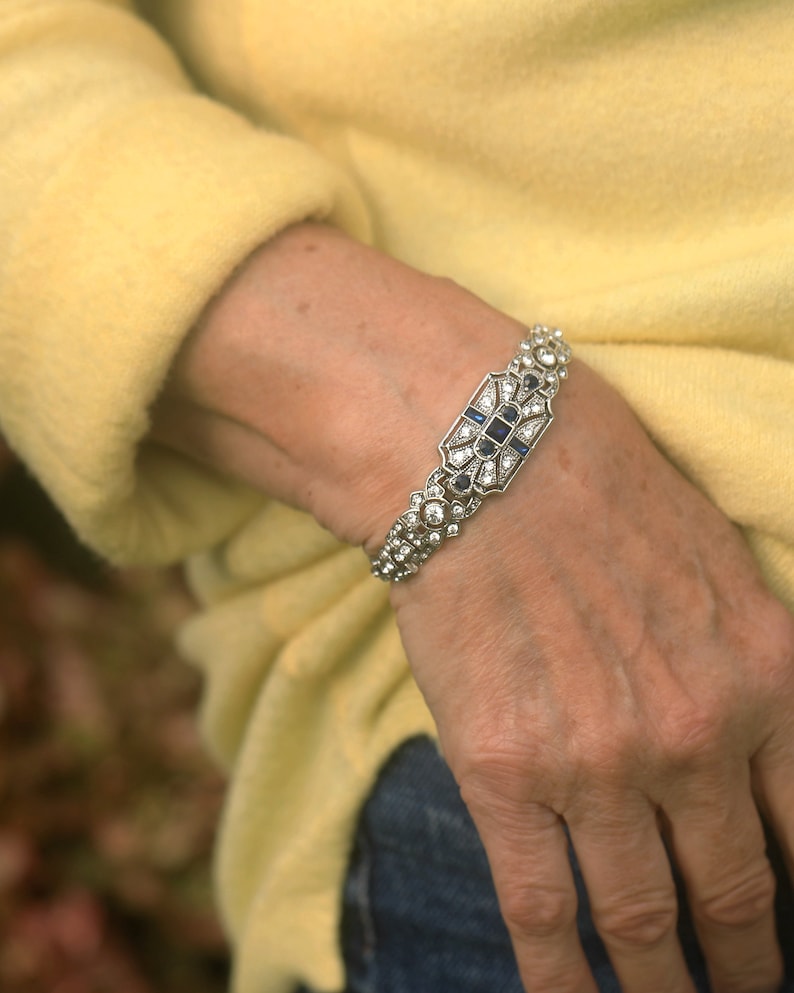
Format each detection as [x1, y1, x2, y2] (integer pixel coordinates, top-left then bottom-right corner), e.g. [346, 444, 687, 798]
[1, 3, 792, 990]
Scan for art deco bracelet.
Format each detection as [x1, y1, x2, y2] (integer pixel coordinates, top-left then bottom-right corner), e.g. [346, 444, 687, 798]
[370, 325, 572, 582]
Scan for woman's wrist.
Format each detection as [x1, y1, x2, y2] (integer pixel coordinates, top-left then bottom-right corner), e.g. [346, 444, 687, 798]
[150, 222, 527, 548]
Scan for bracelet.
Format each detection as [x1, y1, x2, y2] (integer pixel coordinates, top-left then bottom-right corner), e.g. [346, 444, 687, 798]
[370, 325, 572, 582]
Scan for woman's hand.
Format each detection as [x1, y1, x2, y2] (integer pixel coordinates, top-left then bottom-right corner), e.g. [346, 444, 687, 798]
[151, 222, 794, 991]
[392, 360, 794, 993]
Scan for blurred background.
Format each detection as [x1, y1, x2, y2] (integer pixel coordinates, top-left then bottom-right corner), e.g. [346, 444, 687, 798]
[0, 436, 230, 993]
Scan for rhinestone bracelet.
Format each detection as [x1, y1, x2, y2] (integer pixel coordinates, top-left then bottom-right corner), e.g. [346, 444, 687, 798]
[370, 325, 572, 582]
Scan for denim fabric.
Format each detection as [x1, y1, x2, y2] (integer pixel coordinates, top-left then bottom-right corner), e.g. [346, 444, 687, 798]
[301, 736, 794, 993]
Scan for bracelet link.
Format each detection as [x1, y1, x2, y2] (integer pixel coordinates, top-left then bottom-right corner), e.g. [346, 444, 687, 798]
[371, 325, 571, 582]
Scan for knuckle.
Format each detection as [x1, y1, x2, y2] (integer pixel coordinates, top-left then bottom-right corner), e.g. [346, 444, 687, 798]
[552, 717, 643, 795]
[695, 863, 777, 931]
[753, 601, 794, 692]
[499, 879, 577, 940]
[654, 703, 725, 770]
[456, 758, 525, 817]
[455, 734, 561, 811]
[567, 727, 632, 782]
[593, 893, 678, 950]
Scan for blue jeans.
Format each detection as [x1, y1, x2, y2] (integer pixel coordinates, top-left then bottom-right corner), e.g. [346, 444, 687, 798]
[303, 736, 794, 993]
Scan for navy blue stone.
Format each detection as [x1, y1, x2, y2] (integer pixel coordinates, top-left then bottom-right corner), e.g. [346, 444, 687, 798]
[501, 405, 519, 423]
[477, 438, 496, 457]
[485, 418, 511, 444]
[464, 406, 486, 425]
[452, 473, 471, 492]
[523, 373, 541, 392]
[510, 438, 531, 457]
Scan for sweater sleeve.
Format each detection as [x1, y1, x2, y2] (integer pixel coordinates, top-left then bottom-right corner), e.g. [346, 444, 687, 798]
[0, 0, 371, 565]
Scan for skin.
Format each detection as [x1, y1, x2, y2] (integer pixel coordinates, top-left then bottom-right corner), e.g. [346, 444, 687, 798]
[151, 222, 794, 993]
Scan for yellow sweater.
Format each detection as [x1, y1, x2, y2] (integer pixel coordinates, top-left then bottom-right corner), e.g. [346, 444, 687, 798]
[1, 2, 792, 990]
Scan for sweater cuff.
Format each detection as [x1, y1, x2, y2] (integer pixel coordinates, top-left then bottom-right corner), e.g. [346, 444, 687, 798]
[0, 93, 371, 564]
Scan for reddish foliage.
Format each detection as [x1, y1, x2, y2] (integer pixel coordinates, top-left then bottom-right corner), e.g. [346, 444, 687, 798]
[0, 455, 230, 993]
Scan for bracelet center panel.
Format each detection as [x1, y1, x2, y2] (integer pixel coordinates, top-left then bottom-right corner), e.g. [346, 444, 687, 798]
[440, 371, 552, 496]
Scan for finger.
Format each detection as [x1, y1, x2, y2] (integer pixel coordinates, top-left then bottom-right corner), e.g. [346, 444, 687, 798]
[753, 732, 794, 882]
[753, 741, 794, 968]
[665, 761, 782, 993]
[568, 794, 695, 993]
[468, 797, 597, 993]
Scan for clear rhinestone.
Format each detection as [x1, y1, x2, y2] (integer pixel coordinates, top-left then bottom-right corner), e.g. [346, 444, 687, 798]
[405, 511, 419, 526]
[428, 531, 442, 545]
[410, 492, 423, 508]
[446, 522, 460, 536]
[451, 503, 465, 519]
[450, 446, 473, 466]
[520, 422, 541, 441]
[422, 501, 447, 527]
[427, 484, 444, 499]
[478, 381, 497, 411]
[480, 461, 496, 484]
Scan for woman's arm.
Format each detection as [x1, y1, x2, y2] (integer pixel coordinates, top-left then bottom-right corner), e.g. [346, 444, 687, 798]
[153, 221, 794, 993]
[0, 1, 367, 564]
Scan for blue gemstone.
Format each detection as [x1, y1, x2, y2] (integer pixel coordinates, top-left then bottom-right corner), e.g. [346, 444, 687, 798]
[510, 438, 530, 457]
[477, 438, 496, 457]
[464, 406, 486, 425]
[485, 418, 511, 444]
[501, 405, 519, 423]
[452, 473, 471, 491]
[523, 373, 541, 392]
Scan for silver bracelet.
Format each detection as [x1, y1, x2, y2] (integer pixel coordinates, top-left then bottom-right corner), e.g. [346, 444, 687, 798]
[370, 325, 572, 582]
